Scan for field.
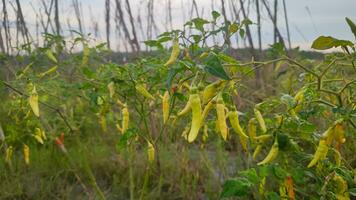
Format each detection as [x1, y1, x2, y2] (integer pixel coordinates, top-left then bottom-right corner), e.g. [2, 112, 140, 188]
[0, 13, 356, 200]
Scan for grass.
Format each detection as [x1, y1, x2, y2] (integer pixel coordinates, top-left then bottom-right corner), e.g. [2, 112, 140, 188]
[0, 126, 255, 199]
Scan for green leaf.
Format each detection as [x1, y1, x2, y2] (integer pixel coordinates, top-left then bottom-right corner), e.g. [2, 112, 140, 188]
[259, 165, 272, 178]
[173, 92, 186, 101]
[239, 29, 245, 38]
[298, 121, 317, 133]
[277, 134, 289, 150]
[346, 17, 356, 40]
[158, 36, 172, 43]
[311, 36, 353, 50]
[191, 18, 209, 32]
[220, 178, 251, 198]
[144, 40, 163, 50]
[191, 34, 202, 43]
[166, 67, 182, 91]
[241, 18, 253, 26]
[116, 129, 136, 152]
[212, 11, 220, 20]
[349, 188, 356, 197]
[281, 94, 297, 108]
[239, 168, 260, 184]
[265, 192, 280, 200]
[203, 53, 230, 80]
[273, 165, 287, 180]
[218, 53, 239, 65]
[82, 67, 96, 78]
[269, 42, 286, 56]
[291, 168, 307, 184]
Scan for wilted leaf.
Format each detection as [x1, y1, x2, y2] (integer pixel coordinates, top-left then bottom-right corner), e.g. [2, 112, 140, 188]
[229, 23, 239, 35]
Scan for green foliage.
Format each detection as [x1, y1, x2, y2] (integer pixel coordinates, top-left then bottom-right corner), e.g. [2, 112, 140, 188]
[0, 12, 355, 200]
[346, 17, 356, 39]
[221, 178, 252, 198]
[311, 36, 353, 50]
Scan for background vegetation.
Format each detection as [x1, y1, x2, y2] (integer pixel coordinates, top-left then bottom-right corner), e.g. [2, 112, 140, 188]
[0, 1, 355, 200]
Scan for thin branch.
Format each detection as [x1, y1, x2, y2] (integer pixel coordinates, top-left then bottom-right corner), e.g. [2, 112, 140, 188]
[338, 80, 356, 94]
[1, 80, 74, 132]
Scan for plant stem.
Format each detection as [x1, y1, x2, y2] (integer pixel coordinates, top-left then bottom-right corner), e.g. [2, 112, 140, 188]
[1, 80, 74, 132]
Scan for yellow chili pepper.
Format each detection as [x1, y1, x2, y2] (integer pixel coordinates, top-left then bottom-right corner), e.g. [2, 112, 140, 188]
[253, 144, 262, 159]
[322, 126, 335, 146]
[107, 81, 115, 98]
[334, 149, 342, 167]
[17, 62, 33, 79]
[228, 108, 249, 151]
[293, 88, 305, 112]
[279, 185, 287, 199]
[162, 91, 170, 124]
[121, 105, 129, 134]
[29, 86, 40, 117]
[135, 84, 155, 100]
[307, 139, 329, 168]
[216, 94, 228, 141]
[164, 38, 180, 67]
[5, 146, 13, 164]
[203, 124, 209, 142]
[117, 99, 125, 107]
[201, 100, 214, 122]
[187, 90, 202, 143]
[254, 108, 267, 133]
[181, 125, 190, 141]
[38, 65, 58, 78]
[99, 115, 107, 132]
[248, 118, 257, 140]
[33, 128, 45, 144]
[334, 122, 346, 150]
[23, 144, 30, 165]
[202, 80, 225, 104]
[259, 177, 266, 196]
[199, 52, 209, 60]
[45, 49, 58, 63]
[147, 141, 155, 163]
[257, 138, 279, 165]
[333, 174, 350, 200]
[177, 99, 191, 117]
[40, 129, 46, 140]
[254, 134, 272, 143]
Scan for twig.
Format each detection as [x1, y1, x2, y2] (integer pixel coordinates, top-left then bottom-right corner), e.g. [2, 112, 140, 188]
[312, 100, 336, 108]
[1, 80, 74, 132]
[338, 80, 356, 94]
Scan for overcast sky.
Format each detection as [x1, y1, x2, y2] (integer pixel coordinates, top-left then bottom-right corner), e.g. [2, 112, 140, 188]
[18, 0, 356, 50]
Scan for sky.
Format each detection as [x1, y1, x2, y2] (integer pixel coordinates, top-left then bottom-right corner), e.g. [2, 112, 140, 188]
[14, 0, 356, 50]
